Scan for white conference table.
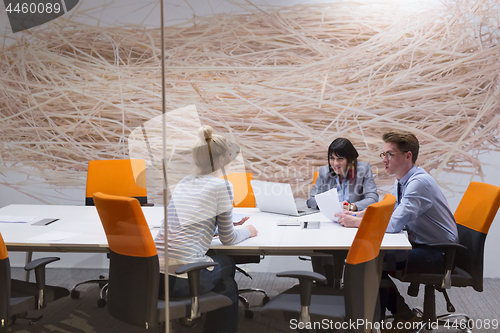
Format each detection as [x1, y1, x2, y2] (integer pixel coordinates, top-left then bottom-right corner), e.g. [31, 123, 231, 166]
[0, 204, 411, 255]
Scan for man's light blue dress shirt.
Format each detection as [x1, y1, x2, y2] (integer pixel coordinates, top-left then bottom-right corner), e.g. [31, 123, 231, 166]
[386, 166, 458, 245]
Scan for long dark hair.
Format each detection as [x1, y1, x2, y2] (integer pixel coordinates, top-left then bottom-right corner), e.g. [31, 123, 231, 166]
[328, 138, 359, 180]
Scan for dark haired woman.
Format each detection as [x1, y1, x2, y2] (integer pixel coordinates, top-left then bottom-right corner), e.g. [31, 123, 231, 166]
[307, 138, 378, 286]
[307, 137, 378, 211]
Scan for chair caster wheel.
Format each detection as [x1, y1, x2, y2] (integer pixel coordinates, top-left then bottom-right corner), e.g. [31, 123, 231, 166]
[244, 309, 254, 319]
[98, 276, 107, 288]
[97, 298, 107, 308]
[70, 289, 80, 299]
[262, 296, 270, 305]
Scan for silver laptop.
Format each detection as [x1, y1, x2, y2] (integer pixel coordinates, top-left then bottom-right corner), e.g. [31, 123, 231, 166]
[250, 180, 319, 216]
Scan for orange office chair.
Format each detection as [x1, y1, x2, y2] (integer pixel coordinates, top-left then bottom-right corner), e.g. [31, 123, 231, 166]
[221, 172, 269, 319]
[221, 172, 256, 207]
[1, 233, 69, 329]
[261, 194, 396, 332]
[402, 182, 500, 332]
[92, 192, 232, 329]
[71, 159, 150, 307]
[312, 171, 319, 187]
[85, 159, 149, 206]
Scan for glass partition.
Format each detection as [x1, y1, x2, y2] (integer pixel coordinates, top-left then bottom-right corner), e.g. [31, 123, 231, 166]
[1, 0, 163, 205]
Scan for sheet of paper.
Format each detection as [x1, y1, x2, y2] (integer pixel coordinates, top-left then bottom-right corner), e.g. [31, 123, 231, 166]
[277, 217, 301, 226]
[28, 231, 79, 242]
[232, 213, 250, 223]
[315, 188, 343, 221]
[0, 215, 36, 223]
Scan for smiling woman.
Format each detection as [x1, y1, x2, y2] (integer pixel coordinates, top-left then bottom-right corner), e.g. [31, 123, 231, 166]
[308, 138, 378, 212]
[307, 137, 378, 286]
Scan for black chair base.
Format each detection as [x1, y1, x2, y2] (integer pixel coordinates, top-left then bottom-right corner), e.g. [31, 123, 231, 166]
[232, 256, 270, 320]
[238, 288, 270, 319]
[411, 308, 472, 333]
[70, 275, 108, 307]
[407, 285, 473, 333]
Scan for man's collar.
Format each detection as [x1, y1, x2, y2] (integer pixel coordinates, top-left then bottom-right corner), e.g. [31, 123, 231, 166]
[398, 165, 417, 185]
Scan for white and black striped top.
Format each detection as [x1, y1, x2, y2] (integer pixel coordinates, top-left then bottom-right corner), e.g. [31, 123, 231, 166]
[155, 174, 250, 276]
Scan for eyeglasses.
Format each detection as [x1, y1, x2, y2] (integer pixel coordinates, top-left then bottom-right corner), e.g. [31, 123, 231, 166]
[380, 151, 408, 159]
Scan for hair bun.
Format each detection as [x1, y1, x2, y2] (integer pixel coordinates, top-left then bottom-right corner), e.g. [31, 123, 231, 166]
[198, 125, 213, 141]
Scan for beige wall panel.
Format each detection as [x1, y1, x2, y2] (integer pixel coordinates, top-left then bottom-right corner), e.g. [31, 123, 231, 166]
[1, 0, 499, 204]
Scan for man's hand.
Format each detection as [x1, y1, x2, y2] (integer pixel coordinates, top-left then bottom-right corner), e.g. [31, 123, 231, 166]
[337, 209, 365, 218]
[335, 213, 362, 228]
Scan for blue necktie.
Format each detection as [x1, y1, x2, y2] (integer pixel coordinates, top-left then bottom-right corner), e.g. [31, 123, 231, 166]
[397, 182, 402, 204]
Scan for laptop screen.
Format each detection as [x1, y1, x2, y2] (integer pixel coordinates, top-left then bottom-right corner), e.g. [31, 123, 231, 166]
[250, 180, 300, 216]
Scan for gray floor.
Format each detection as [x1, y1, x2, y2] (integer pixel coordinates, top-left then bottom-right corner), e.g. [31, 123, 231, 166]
[7, 267, 500, 333]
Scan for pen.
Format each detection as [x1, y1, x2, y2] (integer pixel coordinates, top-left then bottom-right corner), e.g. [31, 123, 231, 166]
[352, 214, 356, 217]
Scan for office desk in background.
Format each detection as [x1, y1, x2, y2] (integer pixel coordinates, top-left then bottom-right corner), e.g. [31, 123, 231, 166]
[0, 204, 411, 255]
[1, 204, 162, 252]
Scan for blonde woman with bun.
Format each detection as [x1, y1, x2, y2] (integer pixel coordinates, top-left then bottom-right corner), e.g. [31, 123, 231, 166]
[155, 125, 257, 333]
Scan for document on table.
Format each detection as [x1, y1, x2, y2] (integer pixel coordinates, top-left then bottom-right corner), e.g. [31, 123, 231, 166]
[277, 217, 301, 226]
[0, 216, 36, 223]
[232, 213, 250, 223]
[315, 188, 343, 222]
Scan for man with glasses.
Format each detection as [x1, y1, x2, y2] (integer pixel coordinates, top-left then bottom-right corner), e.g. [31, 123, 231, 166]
[337, 130, 458, 331]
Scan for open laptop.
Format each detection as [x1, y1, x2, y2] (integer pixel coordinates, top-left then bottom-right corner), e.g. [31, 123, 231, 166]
[250, 180, 319, 216]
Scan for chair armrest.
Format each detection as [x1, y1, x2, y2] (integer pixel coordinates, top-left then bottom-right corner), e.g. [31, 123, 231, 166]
[175, 262, 219, 297]
[276, 271, 326, 307]
[277, 270, 326, 282]
[427, 243, 467, 289]
[426, 243, 467, 251]
[276, 271, 326, 324]
[175, 262, 220, 320]
[175, 262, 219, 275]
[24, 257, 60, 308]
[24, 257, 60, 271]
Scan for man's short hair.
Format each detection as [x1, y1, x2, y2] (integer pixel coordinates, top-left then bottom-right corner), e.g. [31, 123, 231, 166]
[382, 131, 419, 164]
